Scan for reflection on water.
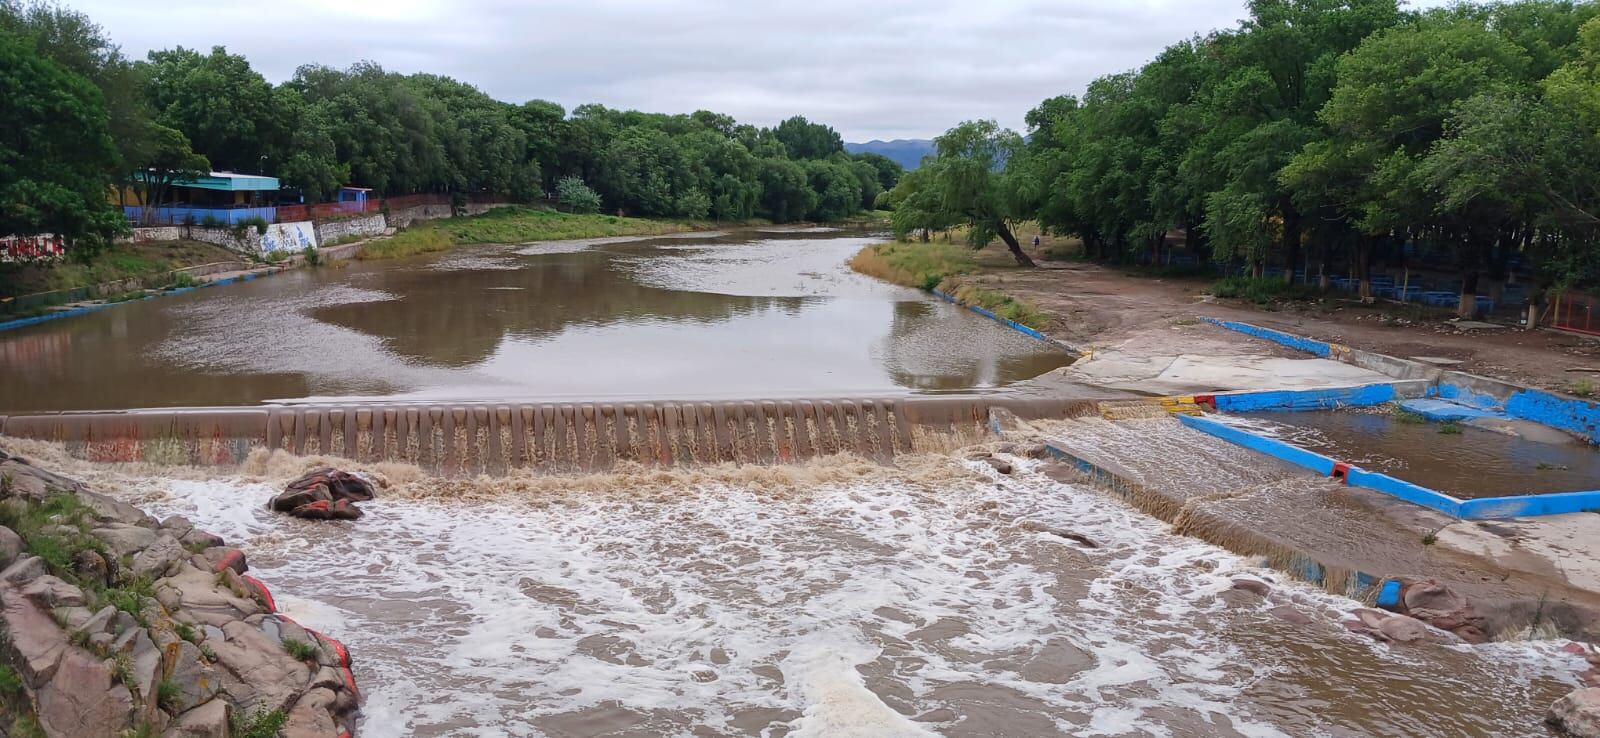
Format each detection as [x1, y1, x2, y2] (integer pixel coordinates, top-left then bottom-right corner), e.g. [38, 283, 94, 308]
[0, 230, 1072, 411]
[1224, 411, 1600, 498]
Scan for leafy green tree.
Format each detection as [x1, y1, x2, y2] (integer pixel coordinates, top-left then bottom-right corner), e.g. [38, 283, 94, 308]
[0, 30, 122, 250]
[756, 158, 816, 223]
[130, 121, 209, 223]
[144, 46, 282, 174]
[555, 176, 602, 214]
[892, 120, 1037, 266]
[772, 116, 844, 159]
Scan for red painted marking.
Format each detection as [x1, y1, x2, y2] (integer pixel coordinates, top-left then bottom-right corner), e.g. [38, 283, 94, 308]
[242, 575, 277, 612]
[1194, 395, 1216, 408]
[1330, 462, 1351, 482]
[341, 665, 360, 699]
[211, 549, 244, 573]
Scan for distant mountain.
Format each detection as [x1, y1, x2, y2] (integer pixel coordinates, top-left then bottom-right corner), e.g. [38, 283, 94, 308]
[845, 139, 935, 170]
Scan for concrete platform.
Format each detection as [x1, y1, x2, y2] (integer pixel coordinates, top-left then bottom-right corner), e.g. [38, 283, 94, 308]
[1068, 351, 1392, 395]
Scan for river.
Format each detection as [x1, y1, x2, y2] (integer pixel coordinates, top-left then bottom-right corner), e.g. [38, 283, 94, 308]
[0, 229, 1070, 412]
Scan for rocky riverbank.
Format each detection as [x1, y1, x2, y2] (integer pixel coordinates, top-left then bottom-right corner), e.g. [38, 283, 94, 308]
[0, 449, 358, 737]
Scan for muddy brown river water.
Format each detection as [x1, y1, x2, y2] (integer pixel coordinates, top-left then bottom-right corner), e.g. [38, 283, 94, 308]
[6, 227, 1592, 736]
[98, 455, 1582, 738]
[0, 229, 1071, 412]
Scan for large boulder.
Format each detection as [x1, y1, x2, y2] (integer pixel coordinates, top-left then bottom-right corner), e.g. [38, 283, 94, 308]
[1550, 688, 1600, 738]
[268, 468, 375, 521]
[132, 534, 188, 580]
[161, 640, 222, 714]
[0, 582, 69, 684]
[164, 698, 230, 738]
[208, 619, 313, 713]
[36, 648, 136, 738]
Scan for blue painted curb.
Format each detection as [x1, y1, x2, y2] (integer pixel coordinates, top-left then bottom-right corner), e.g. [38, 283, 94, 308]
[1202, 315, 1600, 445]
[1200, 317, 1334, 357]
[1175, 412, 1600, 519]
[930, 288, 1075, 351]
[0, 270, 272, 334]
[1175, 413, 1339, 475]
[1211, 383, 1398, 413]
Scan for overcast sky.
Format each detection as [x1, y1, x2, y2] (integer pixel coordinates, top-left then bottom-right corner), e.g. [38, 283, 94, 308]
[68, 0, 1444, 142]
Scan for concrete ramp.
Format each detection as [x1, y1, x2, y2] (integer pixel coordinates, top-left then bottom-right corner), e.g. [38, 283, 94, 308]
[0, 396, 1109, 475]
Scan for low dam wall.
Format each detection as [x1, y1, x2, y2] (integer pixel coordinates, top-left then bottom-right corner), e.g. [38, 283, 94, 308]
[0, 396, 1105, 476]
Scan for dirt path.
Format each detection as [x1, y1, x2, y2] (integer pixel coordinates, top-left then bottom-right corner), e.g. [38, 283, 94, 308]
[958, 254, 1600, 394]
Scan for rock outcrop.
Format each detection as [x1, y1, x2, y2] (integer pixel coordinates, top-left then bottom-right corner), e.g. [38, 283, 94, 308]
[1549, 688, 1600, 738]
[0, 449, 359, 736]
[267, 468, 377, 521]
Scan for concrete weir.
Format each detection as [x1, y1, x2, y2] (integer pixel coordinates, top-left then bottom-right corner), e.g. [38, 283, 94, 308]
[0, 396, 1107, 475]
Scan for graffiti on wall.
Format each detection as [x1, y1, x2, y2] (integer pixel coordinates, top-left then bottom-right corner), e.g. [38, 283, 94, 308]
[259, 221, 317, 255]
[0, 234, 66, 263]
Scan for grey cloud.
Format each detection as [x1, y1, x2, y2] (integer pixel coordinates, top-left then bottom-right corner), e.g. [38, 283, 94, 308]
[68, 0, 1445, 141]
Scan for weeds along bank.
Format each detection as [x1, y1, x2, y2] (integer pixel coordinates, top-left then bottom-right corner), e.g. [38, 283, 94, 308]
[849, 240, 1046, 329]
[356, 207, 699, 260]
[0, 447, 358, 738]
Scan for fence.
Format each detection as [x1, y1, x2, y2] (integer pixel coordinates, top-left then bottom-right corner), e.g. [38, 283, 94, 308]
[1550, 292, 1599, 335]
[121, 193, 466, 227]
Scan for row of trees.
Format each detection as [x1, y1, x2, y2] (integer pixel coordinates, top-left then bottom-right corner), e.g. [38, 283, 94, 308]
[1, 1, 902, 255]
[891, 0, 1600, 315]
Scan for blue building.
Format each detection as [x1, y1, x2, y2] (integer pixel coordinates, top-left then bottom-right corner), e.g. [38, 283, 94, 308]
[123, 171, 282, 226]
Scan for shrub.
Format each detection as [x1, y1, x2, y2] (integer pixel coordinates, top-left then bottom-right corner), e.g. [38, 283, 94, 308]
[230, 709, 287, 738]
[0, 664, 22, 697]
[358, 228, 454, 260]
[156, 679, 181, 712]
[556, 176, 603, 215]
[282, 638, 319, 662]
[847, 241, 977, 291]
[303, 245, 321, 267]
[1210, 275, 1323, 305]
[199, 214, 223, 229]
[170, 272, 199, 289]
[1570, 379, 1595, 398]
[239, 216, 270, 235]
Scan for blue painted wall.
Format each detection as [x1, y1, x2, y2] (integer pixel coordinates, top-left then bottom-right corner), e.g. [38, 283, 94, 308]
[1212, 384, 1397, 412]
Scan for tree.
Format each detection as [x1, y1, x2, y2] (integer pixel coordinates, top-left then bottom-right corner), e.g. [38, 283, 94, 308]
[772, 116, 844, 159]
[893, 120, 1037, 266]
[143, 46, 282, 174]
[555, 176, 602, 214]
[130, 121, 209, 224]
[0, 30, 123, 251]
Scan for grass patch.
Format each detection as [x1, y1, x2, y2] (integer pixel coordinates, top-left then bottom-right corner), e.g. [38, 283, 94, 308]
[1422, 531, 1438, 546]
[282, 638, 319, 662]
[156, 679, 181, 712]
[357, 228, 454, 260]
[0, 240, 240, 303]
[230, 709, 288, 738]
[948, 284, 1046, 329]
[0, 664, 22, 697]
[1391, 406, 1428, 424]
[1569, 379, 1595, 398]
[848, 240, 978, 291]
[1438, 420, 1463, 435]
[1209, 276, 1324, 305]
[435, 206, 690, 246]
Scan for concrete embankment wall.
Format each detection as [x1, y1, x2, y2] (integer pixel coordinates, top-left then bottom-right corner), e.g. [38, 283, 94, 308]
[0, 396, 1104, 476]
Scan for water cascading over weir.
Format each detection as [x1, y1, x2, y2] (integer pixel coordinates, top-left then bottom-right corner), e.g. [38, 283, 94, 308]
[0, 396, 1107, 475]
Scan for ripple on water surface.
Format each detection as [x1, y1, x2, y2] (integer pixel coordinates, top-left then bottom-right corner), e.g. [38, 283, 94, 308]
[106, 457, 1580, 737]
